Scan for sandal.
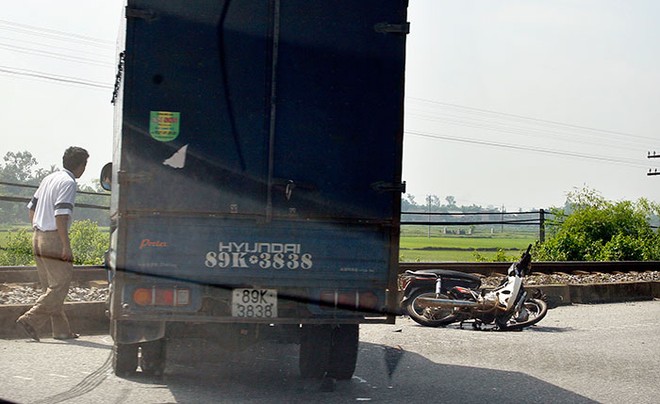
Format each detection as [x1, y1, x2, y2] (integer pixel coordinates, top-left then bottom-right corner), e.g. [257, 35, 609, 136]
[54, 333, 80, 340]
[16, 318, 40, 342]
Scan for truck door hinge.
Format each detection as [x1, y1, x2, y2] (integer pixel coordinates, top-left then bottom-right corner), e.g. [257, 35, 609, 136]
[374, 22, 410, 35]
[111, 51, 125, 105]
[371, 181, 406, 193]
[125, 7, 157, 21]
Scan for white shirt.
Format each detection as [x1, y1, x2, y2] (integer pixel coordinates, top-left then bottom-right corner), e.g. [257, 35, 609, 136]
[27, 169, 77, 231]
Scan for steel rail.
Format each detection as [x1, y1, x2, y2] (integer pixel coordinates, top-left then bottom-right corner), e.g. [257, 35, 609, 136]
[0, 266, 107, 284]
[1, 261, 658, 284]
[400, 261, 660, 276]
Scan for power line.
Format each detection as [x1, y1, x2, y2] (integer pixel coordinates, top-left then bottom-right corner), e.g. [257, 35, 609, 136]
[407, 97, 656, 143]
[405, 97, 652, 168]
[407, 109, 649, 152]
[0, 20, 115, 89]
[0, 65, 112, 89]
[0, 19, 114, 49]
[0, 42, 114, 67]
[406, 129, 647, 168]
[0, 34, 113, 59]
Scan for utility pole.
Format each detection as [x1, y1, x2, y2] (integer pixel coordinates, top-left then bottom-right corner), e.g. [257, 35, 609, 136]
[500, 205, 505, 233]
[539, 208, 545, 243]
[648, 151, 660, 176]
[427, 195, 431, 238]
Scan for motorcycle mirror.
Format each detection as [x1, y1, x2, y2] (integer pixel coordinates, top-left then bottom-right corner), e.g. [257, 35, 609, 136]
[100, 162, 112, 191]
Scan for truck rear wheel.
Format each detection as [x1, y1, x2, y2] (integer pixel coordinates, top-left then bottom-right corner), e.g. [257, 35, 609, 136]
[112, 342, 139, 376]
[140, 339, 167, 376]
[299, 324, 359, 380]
[328, 324, 359, 380]
[299, 325, 331, 379]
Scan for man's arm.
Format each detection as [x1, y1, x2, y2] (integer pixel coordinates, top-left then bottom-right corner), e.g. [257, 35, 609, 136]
[55, 214, 73, 262]
[28, 209, 35, 224]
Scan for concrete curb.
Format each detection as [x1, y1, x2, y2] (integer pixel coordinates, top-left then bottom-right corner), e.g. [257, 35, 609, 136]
[535, 281, 660, 307]
[1, 282, 658, 339]
[1, 302, 108, 339]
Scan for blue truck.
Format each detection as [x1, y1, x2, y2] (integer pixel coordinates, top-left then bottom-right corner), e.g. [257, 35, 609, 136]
[102, 0, 409, 379]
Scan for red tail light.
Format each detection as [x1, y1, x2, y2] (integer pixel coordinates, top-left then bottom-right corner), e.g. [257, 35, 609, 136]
[133, 287, 191, 307]
[320, 291, 336, 307]
[319, 290, 380, 312]
[337, 291, 357, 308]
[358, 292, 379, 310]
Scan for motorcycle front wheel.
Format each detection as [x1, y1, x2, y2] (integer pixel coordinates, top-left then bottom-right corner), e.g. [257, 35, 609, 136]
[404, 290, 458, 327]
[496, 298, 548, 330]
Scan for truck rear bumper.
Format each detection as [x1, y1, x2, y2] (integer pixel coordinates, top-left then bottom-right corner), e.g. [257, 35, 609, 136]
[113, 313, 394, 325]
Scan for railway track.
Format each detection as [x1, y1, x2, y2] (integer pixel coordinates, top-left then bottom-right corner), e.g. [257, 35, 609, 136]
[1, 263, 658, 339]
[1, 261, 659, 284]
[400, 261, 660, 276]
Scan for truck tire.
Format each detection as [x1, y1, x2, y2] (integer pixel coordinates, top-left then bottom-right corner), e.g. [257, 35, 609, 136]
[299, 324, 359, 380]
[140, 339, 167, 376]
[112, 342, 139, 376]
[299, 325, 332, 379]
[327, 324, 359, 380]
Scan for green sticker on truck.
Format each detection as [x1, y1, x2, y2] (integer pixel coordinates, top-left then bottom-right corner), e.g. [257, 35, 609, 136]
[150, 111, 180, 142]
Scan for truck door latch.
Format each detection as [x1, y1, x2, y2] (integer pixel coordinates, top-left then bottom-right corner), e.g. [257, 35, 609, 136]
[285, 180, 295, 201]
[374, 22, 410, 35]
[371, 181, 406, 193]
[272, 178, 316, 200]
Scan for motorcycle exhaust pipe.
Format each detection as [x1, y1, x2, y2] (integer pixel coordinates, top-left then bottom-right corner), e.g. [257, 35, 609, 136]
[416, 296, 479, 308]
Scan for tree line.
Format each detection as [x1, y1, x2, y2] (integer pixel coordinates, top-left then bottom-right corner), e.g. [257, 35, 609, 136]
[2, 151, 660, 262]
[402, 193, 508, 214]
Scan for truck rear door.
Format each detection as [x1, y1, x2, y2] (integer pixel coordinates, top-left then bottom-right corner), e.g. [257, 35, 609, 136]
[115, 0, 407, 321]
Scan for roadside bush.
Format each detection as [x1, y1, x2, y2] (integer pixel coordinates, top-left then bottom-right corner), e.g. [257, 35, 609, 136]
[69, 220, 109, 265]
[0, 221, 108, 266]
[536, 188, 660, 261]
[0, 228, 34, 266]
[473, 249, 517, 262]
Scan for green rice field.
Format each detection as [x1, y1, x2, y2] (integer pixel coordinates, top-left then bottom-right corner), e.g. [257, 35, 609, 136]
[2, 227, 538, 263]
[399, 234, 537, 262]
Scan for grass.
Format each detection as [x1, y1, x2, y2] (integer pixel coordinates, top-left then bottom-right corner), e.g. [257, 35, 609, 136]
[1, 224, 535, 263]
[399, 233, 537, 262]
[0, 227, 28, 248]
[401, 236, 534, 250]
[400, 249, 488, 262]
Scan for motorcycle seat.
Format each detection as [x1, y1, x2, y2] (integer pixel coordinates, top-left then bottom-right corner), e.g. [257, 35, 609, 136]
[404, 270, 438, 279]
[404, 269, 481, 283]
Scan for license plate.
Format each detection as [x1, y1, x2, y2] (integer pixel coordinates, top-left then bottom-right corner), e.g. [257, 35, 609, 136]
[232, 289, 278, 318]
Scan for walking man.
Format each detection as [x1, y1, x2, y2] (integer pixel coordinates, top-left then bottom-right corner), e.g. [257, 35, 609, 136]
[16, 146, 89, 341]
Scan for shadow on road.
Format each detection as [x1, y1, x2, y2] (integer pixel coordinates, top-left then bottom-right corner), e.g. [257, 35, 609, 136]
[118, 339, 598, 403]
[35, 339, 113, 350]
[526, 326, 576, 333]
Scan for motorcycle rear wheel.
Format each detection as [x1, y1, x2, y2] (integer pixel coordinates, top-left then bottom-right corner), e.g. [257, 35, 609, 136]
[405, 290, 458, 327]
[496, 298, 548, 330]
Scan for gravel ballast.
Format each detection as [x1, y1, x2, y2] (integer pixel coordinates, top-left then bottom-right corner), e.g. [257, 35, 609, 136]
[1, 271, 659, 305]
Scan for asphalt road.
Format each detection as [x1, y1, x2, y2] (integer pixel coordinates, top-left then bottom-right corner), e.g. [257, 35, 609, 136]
[0, 301, 658, 403]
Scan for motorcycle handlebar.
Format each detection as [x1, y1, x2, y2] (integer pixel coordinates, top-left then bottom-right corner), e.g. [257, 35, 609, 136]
[517, 244, 533, 273]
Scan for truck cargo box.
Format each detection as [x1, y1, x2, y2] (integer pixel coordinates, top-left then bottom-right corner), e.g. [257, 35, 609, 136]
[106, 0, 408, 379]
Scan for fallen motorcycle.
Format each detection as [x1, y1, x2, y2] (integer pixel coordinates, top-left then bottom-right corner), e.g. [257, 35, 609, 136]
[400, 267, 482, 327]
[401, 244, 548, 330]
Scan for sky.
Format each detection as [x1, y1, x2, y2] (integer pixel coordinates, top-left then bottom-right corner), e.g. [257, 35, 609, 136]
[1, 0, 659, 211]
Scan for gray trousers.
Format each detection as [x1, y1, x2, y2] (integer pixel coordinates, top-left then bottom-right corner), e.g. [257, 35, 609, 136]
[19, 230, 73, 337]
